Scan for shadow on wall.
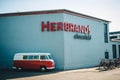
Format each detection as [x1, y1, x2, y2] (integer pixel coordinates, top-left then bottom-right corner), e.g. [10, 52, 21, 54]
[0, 69, 59, 80]
[0, 47, 15, 69]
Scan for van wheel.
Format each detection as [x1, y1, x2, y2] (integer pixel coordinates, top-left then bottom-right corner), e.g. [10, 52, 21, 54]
[16, 67, 18, 70]
[40, 66, 46, 71]
[16, 67, 22, 70]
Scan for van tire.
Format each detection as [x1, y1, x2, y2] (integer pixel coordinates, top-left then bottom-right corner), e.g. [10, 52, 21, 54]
[16, 67, 19, 70]
[16, 67, 22, 70]
[40, 66, 46, 71]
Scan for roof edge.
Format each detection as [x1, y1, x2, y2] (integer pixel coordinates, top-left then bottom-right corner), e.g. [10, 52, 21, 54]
[0, 9, 110, 22]
[63, 9, 110, 22]
[109, 31, 120, 34]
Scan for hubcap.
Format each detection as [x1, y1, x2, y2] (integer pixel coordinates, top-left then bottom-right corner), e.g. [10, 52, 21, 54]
[41, 67, 46, 71]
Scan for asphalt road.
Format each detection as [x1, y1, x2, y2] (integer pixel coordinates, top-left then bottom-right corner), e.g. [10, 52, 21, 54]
[1, 67, 120, 80]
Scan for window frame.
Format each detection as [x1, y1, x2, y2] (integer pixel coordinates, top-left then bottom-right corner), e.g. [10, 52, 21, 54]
[23, 55, 28, 60]
[33, 55, 39, 60]
[104, 23, 108, 43]
[40, 55, 48, 60]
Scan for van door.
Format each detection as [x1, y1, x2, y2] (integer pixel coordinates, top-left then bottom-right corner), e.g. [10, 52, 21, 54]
[26, 55, 34, 69]
[40, 55, 48, 66]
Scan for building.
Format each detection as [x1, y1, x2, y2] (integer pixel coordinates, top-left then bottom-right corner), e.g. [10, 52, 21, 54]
[110, 31, 120, 42]
[0, 9, 120, 70]
[109, 31, 120, 58]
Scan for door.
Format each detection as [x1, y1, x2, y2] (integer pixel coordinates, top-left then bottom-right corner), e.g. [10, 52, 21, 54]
[112, 45, 117, 59]
[105, 51, 109, 59]
[119, 45, 120, 58]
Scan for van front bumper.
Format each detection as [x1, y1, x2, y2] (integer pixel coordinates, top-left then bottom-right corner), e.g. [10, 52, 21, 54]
[47, 66, 55, 69]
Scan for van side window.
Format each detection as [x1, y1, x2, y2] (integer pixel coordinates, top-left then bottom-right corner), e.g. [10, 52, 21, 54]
[40, 55, 48, 59]
[34, 55, 39, 59]
[28, 55, 33, 60]
[23, 55, 28, 59]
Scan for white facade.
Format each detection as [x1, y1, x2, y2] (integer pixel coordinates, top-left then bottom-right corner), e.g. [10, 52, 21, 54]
[0, 9, 119, 70]
[63, 13, 109, 69]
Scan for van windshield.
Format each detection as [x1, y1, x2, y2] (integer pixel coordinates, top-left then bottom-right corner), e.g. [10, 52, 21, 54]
[48, 55, 52, 59]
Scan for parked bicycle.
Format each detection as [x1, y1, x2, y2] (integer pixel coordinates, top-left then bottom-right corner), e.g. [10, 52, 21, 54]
[99, 59, 115, 71]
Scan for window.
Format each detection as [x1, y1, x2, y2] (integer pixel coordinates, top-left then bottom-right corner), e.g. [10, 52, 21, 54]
[23, 55, 39, 60]
[104, 24, 108, 43]
[112, 45, 117, 58]
[28, 55, 33, 60]
[23, 55, 28, 59]
[119, 45, 120, 58]
[34, 55, 39, 59]
[40, 55, 48, 60]
[110, 36, 117, 39]
[48, 55, 52, 59]
[105, 52, 109, 59]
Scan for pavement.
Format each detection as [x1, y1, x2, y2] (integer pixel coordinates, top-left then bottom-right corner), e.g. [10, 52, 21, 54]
[1, 67, 120, 80]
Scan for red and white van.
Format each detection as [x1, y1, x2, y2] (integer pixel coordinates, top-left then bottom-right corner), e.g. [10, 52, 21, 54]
[13, 53, 55, 71]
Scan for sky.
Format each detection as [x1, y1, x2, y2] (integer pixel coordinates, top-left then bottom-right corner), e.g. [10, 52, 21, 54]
[0, 0, 120, 32]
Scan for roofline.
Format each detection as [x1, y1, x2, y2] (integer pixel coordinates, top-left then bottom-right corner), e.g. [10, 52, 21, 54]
[0, 9, 110, 22]
[15, 53, 51, 55]
[109, 31, 120, 35]
[63, 9, 110, 23]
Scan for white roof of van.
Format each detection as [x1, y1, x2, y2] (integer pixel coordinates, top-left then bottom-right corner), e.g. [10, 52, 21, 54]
[14, 53, 51, 56]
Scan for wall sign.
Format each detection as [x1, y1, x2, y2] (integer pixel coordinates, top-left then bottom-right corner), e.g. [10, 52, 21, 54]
[41, 21, 92, 40]
[74, 33, 91, 40]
